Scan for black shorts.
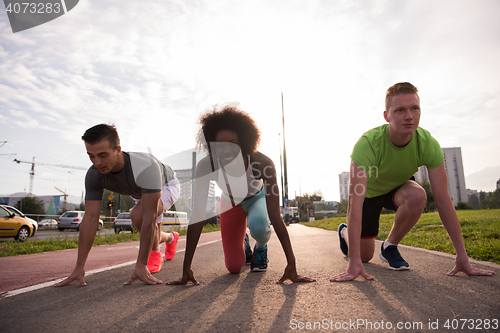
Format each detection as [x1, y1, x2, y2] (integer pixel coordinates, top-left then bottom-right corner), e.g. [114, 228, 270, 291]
[361, 189, 397, 238]
[360, 177, 416, 238]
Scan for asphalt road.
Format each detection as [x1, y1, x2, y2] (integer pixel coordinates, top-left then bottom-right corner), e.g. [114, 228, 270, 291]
[0, 224, 499, 333]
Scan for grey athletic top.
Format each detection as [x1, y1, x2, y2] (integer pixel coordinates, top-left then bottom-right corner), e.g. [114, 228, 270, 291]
[85, 152, 175, 200]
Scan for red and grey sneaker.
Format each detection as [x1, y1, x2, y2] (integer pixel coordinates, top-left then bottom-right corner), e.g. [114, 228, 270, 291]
[147, 250, 163, 273]
[165, 231, 179, 261]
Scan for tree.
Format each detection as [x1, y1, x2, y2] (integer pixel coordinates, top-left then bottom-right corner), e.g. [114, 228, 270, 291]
[337, 199, 348, 215]
[289, 190, 325, 222]
[468, 194, 480, 209]
[99, 190, 135, 217]
[15, 196, 45, 215]
[456, 201, 474, 210]
[479, 191, 491, 209]
[487, 188, 500, 209]
[418, 181, 434, 213]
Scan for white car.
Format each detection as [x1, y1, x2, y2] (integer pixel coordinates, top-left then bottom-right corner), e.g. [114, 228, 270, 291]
[57, 211, 103, 231]
[4, 205, 38, 236]
[38, 218, 58, 228]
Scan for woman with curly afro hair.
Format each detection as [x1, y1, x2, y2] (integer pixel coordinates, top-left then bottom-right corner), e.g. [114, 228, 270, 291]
[168, 104, 315, 284]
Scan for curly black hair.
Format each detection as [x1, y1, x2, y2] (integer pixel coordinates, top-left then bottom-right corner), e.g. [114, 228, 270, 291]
[196, 103, 261, 156]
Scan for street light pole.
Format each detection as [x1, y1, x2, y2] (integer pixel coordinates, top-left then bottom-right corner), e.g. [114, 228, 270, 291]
[281, 93, 289, 224]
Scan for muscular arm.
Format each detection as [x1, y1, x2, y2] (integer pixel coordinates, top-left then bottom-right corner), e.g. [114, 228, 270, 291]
[167, 157, 212, 285]
[255, 152, 315, 283]
[346, 160, 367, 264]
[428, 162, 494, 276]
[136, 191, 161, 267]
[330, 159, 373, 282]
[428, 162, 466, 256]
[54, 200, 102, 286]
[123, 191, 164, 285]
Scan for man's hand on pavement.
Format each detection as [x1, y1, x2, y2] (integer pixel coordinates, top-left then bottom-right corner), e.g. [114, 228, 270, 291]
[330, 260, 374, 282]
[124, 264, 163, 285]
[53, 267, 87, 287]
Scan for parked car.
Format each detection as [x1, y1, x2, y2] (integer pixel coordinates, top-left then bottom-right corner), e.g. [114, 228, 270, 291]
[4, 205, 38, 236]
[38, 218, 57, 228]
[113, 212, 135, 233]
[0, 205, 33, 241]
[57, 211, 103, 231]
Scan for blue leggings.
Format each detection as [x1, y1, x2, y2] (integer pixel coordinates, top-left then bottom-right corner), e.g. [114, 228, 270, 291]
[220, 189, 271, 273]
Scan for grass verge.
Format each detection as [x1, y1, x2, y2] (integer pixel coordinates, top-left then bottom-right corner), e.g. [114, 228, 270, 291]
[0, 224, 221, 257]
[302, 209, 500, 264]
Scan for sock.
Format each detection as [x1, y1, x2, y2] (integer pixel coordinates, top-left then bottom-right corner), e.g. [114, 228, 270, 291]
[384, 240, 395, 249]
[154, 248, 161, 253]
[167, 232, 174, 243]
[341, 227, 347, 240]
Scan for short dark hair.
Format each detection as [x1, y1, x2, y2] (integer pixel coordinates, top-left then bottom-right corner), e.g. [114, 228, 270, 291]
[82, 124, 120, 149]
[385, 82, 419, 110]
[196, 103, 261, 156]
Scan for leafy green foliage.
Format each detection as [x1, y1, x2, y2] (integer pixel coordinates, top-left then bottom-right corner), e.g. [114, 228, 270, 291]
[289, 190, 324, 222]
[14, 196, 46, 214]
[456, 201, 474, 210]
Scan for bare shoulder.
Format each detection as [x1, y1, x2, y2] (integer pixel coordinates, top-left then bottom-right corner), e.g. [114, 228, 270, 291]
[251, 151, 274, 167]
[194, 155, 216, 179]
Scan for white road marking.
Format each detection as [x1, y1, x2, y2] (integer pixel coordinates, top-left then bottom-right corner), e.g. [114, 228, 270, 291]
[2, 239, 220, 298]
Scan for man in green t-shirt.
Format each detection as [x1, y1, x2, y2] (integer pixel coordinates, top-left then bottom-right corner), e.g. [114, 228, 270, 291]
[330, 82, 494, 282]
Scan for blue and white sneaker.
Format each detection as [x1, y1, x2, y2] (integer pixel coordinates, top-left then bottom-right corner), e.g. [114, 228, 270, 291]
[379, 243, 409, 270]
[338, 223, 348, 256]
[251, 245, 269, 272]
[244, 233, 253, 264]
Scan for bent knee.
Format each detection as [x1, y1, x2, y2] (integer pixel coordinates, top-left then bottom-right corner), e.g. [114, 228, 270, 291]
[413, 186, 427, 204]
[361, 253, 374, 263]
[248, 219, 271, 239]
[400, 185, 427, 209]
[226, 263, 243, 274]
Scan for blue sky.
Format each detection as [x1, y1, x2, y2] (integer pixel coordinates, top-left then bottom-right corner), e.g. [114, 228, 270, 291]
[1, 0, 499, 203]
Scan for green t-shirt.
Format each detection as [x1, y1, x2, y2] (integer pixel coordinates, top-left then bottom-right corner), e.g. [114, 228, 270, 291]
[350, 124, 444, 198]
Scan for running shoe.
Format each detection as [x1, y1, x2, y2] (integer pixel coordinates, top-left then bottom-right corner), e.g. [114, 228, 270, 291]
[165, 231, 179, 261]
[147, 250, 163, 273]
[338, 223, 348, 256]
[379, 243, 409, 270]
[244, 233, 253, 264]
[251, 245, 269, 272]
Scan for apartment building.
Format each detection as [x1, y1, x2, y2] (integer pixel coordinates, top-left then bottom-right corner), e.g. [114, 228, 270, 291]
[338, 171, 349, 201]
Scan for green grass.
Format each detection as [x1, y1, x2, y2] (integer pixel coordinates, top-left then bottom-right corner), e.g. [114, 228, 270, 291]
[302, 209, 500, 264]
[0, 224, 220, 257]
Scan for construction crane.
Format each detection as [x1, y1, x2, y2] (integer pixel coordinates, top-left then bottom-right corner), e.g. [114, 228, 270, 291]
[55, 187, 68, 212]
[13, 157, 87, 196]
[0, 141, 16, 156]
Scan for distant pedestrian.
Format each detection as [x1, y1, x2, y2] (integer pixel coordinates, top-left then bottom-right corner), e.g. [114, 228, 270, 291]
[168, 104, 315, 284]
[331, 82, 494, 281]
[55, 124, 180, 287]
